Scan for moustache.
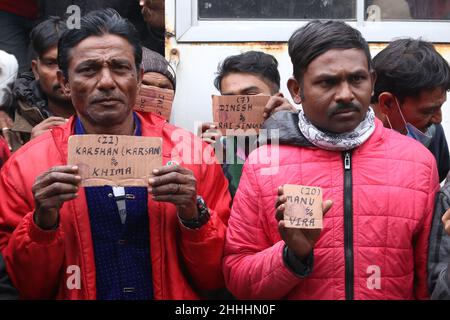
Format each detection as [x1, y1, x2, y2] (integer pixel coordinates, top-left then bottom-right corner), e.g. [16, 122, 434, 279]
[329, 102, 361, 117]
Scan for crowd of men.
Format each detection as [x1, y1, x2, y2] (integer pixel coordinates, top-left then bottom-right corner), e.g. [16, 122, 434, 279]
[0, 7, 450, 300]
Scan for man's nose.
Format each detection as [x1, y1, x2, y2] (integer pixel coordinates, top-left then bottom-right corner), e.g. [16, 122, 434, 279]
[335, 81, 354, 104]
[97, 67, 116, 91]
[430, 108, 442, 124]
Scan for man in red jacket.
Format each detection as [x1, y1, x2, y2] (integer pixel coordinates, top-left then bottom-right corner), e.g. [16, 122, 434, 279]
[223, 20, 439, 300]
[0, 8, 230, 299]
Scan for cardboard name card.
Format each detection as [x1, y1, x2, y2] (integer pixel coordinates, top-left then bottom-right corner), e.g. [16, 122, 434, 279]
[134, 85, 174, 120]
[283, 184, 323, 229]
[68, 135, 162, 187]
[212, 95, 270, 135]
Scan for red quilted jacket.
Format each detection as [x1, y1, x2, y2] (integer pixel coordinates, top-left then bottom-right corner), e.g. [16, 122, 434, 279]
[223, 118, 439, 300]
[0, 112, 231, 299]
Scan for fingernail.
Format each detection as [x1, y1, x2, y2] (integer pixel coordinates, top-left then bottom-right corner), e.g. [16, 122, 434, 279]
[153, 169, 159, 174]
[148, 187, 152, 193]
[72, 166, 78, 170]
[149, 178, 155, 184]
[210, 124, 216, 129]
[75, 176, 81, 180]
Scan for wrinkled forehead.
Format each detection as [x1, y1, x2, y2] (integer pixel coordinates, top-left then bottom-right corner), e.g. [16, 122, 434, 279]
[143, 72, 173, 89]
[67, 34, 136, 69]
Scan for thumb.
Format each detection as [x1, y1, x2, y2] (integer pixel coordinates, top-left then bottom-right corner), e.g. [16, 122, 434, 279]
[322, 199, 333, 216]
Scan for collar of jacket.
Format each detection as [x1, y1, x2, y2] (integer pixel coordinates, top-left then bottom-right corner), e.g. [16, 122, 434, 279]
[13, 71, 49, 114]
[260, 111, 314, 148]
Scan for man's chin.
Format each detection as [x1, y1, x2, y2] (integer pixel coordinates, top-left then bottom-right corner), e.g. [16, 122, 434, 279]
[326, 120, 362, 134]
[49, 94, 72, 105]
[88, 110, 132, 127]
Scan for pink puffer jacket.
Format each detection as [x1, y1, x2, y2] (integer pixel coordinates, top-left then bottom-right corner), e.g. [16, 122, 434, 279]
[223, 118, 439, 300]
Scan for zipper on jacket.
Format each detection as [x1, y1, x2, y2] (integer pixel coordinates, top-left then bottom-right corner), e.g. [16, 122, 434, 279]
[343, 151, 354, 300]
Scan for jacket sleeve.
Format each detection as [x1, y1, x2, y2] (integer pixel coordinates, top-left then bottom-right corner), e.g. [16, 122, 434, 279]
[178, 144, 231, 291]
[223, 159, 304, 299]
[0, 157, 65, 299]
[413, 158, 440, 300]
[428, 175, 450, 299]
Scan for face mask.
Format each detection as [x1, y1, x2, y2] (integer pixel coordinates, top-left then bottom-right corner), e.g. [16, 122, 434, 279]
[386, 97, 434, 148]
[405, 123, 434, 148]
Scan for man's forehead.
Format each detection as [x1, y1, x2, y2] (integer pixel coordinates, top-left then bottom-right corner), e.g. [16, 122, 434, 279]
[69, 34, 135, 65]
[306, 48, 370, 73]
[418, 87, 447, 103]
[223, 72, 272, 87]
[40, 46, 58, 59]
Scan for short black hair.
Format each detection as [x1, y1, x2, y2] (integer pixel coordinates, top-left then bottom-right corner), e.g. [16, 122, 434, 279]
[372, 38, 450, 103]
[30, 16, 67, 59]
[58, 8, 142, 79]
[288, 20, 372, 82]
[214, 51, 281, 94]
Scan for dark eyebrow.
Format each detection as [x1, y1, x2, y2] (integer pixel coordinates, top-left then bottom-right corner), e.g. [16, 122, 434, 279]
[76, 58, 132, 70]
[421, 105, 441, 111]
[75, 59, 101, 70]
[315, 69, 369, 79]
[222, 86, 261, 95]
[110, 58, 132, 66]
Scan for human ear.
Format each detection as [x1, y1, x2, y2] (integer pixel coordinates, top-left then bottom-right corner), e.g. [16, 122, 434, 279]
[287, 77, 302, 104]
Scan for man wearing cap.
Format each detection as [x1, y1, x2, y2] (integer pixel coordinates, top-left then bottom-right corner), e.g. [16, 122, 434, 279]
[141, 47, 176, 91]
[134, 47, 176, 121]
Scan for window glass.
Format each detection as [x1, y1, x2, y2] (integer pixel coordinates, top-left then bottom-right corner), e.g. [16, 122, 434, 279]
[198, 0, 356, 20]
[365, 0, 450, 21]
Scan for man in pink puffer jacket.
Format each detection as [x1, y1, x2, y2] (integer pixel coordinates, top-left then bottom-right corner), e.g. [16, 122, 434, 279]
[223, 20, 439, 300]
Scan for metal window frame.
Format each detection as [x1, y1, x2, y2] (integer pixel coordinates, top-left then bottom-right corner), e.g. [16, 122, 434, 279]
[176, 0, 450, 43]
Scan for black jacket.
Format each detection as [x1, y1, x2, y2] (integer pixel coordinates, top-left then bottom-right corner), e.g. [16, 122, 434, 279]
[429, 171, 450, 299]
[428, 124, 450, 183]
[9, 72, 50, 149]
[260, 110, 313, 147]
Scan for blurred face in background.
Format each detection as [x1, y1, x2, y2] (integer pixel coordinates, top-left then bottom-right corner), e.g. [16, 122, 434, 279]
[140, 0, 165, 30]
[142, 72, 174, 90]
[32, 46, 70, 104]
